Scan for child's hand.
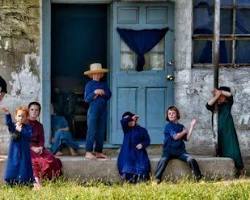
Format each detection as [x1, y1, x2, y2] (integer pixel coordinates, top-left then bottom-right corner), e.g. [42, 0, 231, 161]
[94, 89, 105, 96]
[136, 143, 143, 150]
[15, 124, 22, 132]
[132, 115, 139, 121]
[190, 119, 197, 128]
[214, 89, 222, 97]
[1, 107, 9, 114]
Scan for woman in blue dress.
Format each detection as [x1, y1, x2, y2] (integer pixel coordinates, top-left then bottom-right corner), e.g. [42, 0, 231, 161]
[2, 106, 35, 187]
[51, 113, 79, 156]
[117, 111, 151, 183]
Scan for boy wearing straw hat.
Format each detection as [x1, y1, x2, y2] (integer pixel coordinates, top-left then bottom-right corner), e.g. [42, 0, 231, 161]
[84, 63, 111, 160]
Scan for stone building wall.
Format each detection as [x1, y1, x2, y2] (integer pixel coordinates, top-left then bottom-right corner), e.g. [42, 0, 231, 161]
[174, 0, 250, 160]
[0, 0, 40, 154]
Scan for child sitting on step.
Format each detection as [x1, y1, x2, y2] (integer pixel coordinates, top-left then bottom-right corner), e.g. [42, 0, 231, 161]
[117, 111, 151, 183]
[154, 106, 202, 183]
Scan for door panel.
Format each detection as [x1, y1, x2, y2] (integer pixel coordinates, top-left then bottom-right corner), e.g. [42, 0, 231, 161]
[110, 2, 175, 144]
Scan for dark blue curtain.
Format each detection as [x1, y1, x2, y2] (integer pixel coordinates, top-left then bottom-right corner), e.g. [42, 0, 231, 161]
[117, 27, 169, 71]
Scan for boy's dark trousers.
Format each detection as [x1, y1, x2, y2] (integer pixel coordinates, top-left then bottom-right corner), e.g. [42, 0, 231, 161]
[154, 153, 202, 181]
[86, 108, 107, 153]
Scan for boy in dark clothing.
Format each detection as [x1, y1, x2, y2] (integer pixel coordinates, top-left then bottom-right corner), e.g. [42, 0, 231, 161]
[84, 63, 111, 160]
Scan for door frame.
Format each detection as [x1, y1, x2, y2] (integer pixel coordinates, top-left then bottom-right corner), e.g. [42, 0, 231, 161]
[41, 0, 112, 146]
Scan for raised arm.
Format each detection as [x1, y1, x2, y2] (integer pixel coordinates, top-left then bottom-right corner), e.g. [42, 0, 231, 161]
[120, 116, 131, 134]
[1, 107, 16, 133]
[207, 89, 221, 106]
[186, 119, 197, 141]
[172, 129, 188, 140]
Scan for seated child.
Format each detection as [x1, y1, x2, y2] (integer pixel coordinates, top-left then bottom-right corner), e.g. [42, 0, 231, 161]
[117, 111, 151, 183]
[51, 113, 79, 156]
[2, 106, 36, 187]
[154, 106, 202, 183]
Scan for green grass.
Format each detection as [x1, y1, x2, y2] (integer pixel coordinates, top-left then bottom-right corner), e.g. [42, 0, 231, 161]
[1, 179, 250, 200]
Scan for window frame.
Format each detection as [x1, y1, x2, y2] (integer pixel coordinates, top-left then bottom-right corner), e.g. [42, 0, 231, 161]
[192, 0, 250, 68]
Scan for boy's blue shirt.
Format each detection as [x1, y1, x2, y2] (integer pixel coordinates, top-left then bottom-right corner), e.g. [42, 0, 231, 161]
[163, 121, 186, 155]
[84, 80, 111, 106]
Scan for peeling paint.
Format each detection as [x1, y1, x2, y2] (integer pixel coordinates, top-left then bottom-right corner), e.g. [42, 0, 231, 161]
[4, 40, 9, 50]
[239, 114, 250, 126]
[9, 53, 40, 99]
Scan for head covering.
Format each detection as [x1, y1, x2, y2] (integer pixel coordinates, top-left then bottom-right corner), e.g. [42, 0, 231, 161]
[0, 76, 7, 93]
[84, 63, 108, 76]
[218, 86, 231, 92]
[122, 111, 135, 119]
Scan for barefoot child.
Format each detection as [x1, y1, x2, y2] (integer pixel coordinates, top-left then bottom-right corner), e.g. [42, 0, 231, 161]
[2, 106, 35, 186]
[84, 63, 111, 159]
[206, 86, 244, 176]
[117, 112, 151, 183]
[154, 106, 202, 183]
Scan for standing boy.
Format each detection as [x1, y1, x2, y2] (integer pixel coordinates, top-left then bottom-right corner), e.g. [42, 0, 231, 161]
[84, 63, 111, 160]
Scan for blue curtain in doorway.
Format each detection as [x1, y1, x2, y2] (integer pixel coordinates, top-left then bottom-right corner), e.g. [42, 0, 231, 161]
[117, 27, 169, 71]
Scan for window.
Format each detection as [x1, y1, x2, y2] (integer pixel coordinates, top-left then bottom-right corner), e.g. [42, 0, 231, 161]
[120, 39, 165, 71]
[193, 0, 250, 67]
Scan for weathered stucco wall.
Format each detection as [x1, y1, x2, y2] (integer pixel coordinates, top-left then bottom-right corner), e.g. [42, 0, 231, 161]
[174, 0, 250, 160]
[0, 0, 40, 154]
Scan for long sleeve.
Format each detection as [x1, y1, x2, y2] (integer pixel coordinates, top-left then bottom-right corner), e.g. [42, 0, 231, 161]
[120, 117, 131, 134]
[84, 82, 96, 103]
[5, 114, 16, 133]
[21, 125, 33, 139]
[38, 125, 45, 147]
[103, 83, 112, 100]
[206, 102, 215, 112]
[141, 128, 150, 148]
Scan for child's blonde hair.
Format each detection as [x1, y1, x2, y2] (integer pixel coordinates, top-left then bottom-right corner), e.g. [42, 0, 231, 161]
[15, 106, 29, 117]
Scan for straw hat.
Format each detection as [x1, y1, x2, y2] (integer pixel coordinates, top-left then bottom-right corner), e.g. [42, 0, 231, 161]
[84, 63, 108, 76]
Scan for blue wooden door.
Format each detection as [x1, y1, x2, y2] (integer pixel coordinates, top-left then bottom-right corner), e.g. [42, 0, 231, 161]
[110, 2, 175, 144]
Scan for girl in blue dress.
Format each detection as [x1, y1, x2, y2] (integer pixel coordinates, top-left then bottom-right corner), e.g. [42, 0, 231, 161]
[2, 106, 35, 187]
[154, 106, 202, 183]
[117, 111, 151, 183]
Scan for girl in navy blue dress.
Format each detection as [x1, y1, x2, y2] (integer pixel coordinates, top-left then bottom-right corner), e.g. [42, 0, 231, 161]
[117, 111, 151, 183]
[154, 106, 202, 183]
[1, 106, 35, 187]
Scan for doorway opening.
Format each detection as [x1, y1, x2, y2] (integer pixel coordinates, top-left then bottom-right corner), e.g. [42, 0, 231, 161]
[51, 4, 108, 143]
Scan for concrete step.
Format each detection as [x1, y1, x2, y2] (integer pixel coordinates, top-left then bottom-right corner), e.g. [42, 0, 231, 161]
[0, 155, 235, 183]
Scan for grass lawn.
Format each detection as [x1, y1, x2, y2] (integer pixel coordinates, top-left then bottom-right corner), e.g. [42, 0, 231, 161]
[0, 179, 250, 200]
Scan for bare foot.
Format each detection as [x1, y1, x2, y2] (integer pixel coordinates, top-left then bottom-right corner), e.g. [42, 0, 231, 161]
[95, 152, 109, 160]
[85, 152, 96, 160]
[33, 182, 41, 190]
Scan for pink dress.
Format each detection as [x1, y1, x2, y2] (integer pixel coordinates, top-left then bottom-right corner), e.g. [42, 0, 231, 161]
[28, 120, 62, 179]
